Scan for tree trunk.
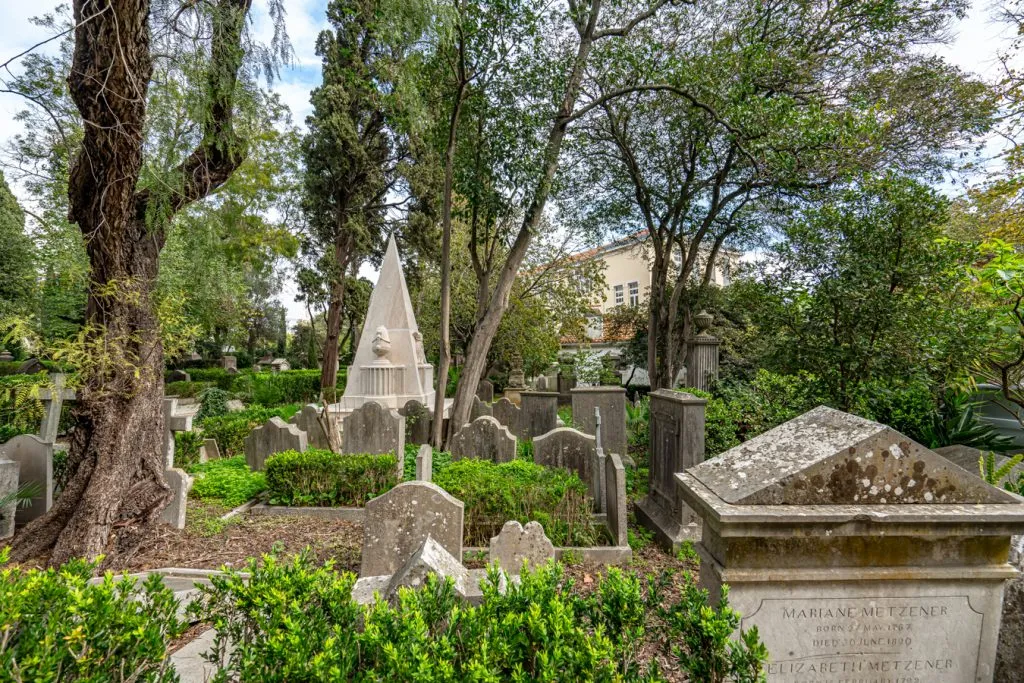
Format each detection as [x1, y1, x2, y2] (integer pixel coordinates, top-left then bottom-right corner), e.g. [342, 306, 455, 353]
[10, 0, 253, 566]
[447, 12, 599, 438]
[320, 232, 354, 401]
[647, 252, 669, 389]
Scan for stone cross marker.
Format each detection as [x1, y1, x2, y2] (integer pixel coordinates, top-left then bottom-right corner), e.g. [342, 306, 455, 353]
[163, 398, 194, 469]
[37, 373, 75, 444]
[449, 416, 517, 464]
[360, 481, 464, 577]
[677, 406, 1024, 683]
[489, 520, 555, 575]
[244, 417, 307, 471]
[0, 434, 53, 524]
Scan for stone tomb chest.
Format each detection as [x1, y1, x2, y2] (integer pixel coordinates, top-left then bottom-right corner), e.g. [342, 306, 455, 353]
[677, 406, 1024, 683]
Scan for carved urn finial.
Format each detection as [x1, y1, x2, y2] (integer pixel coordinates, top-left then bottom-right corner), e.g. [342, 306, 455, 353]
[694, 310, 714, 335]
[371, 326, 392, 360]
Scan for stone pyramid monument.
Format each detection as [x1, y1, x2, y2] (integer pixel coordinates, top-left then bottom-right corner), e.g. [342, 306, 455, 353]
[337, 235, 436, 412]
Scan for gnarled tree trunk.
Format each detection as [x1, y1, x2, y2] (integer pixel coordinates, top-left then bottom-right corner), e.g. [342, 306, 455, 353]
[10, 0, 253, 567]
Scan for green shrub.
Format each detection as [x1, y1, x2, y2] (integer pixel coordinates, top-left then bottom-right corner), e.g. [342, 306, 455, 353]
[265, 449, 398, 507]
[434, 459, 600, 547]
[198, 404, 300, 457]
[401, 443, 453, 480]
[188, 552, 766, 682]
[233, 370, 325, 406]
[186, 456, 267, 507]
[163, 380, 213, 398]
[516, 437, 534, 461]
[173, 431, 204, 468]
[183, 367, 243, 389]
[0, 548, 186, 682]
[195, 387, 231, 421]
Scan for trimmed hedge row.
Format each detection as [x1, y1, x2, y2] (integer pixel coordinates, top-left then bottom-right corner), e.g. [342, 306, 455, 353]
[265, 449, 398, 507]
[198, 404, 301, 458]
[163, 369, 329, 406]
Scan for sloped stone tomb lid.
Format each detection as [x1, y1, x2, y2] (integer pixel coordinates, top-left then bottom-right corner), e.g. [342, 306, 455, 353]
[677, 406, 1024, 535]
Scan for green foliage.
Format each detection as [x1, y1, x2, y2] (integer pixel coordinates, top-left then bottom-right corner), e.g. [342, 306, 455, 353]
[233, 369, 324, 405]
[0, 171, 35, 319]
[659, 580, 768, 683]
[980, 452, 1024, 487]
[401, 443, 452, 480]
[626, 396, 650, 454]
[196, 387, 232, 421]
[174, 431, 205, 468]
[181, 367, 242, 389]
[0, 555, 186, 682]
[265, 449, 398, 507]
[914, 389, 1016, 452]
[198, 404, 300, 457]
[434, 459, 600, 547]
[573, 349, 604, 385]
[516, 438, 534, 462]
[164, 380, 213, 398]
[186, 456, 267, 507]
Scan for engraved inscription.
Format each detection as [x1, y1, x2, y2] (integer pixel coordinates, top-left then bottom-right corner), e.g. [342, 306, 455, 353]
[742, 595, 982, 683]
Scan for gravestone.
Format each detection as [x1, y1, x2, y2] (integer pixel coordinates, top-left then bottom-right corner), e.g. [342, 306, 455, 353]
[0, 455, 18, 538]
[221, 355, 237, 372]
[520, 391, 558, 439]
[449, 416, 517, 464]
[571, 386, 627, 459]
[244, 417, 307, 471]
[289, 404, 333, 450]
[360, 481, 464, 577]
[160, 468, 192, 530]
[342, 401, 405, 477]
[556, 372, 576, 406]
[533, 427, 603, 511]
[605, 453, 628, 546]
[476, 380, 494, 404]
[17, 358, 45, 375]
[469, 395, 492, 422]
[163, 398, 193, 469]
[0, 435, 52, 524]
[167, 369, 190, 383]
[200, 438, 221, 461]
[492, 397, 523, 440]
[535, 376, 549, 391]
[38, 373, 75, 443]
[415, 443, 432, 482]
[489, 520, 555, 575]
[682, 311, 720, 392]
[399, 399, 433, 446]
[635, 389, 705, 550]
[677, 406, 1024, 683]
[503, 354, 527, 405]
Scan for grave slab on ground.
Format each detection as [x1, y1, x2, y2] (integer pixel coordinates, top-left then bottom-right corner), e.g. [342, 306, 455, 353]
[678, 406, 1024, 683]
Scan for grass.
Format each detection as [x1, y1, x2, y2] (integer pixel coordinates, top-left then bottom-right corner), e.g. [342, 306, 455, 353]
[185, 456, 267, 507]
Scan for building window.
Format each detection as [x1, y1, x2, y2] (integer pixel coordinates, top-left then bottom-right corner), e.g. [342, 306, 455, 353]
[613, 284, 624, 306]
[628, 281, 639, 307]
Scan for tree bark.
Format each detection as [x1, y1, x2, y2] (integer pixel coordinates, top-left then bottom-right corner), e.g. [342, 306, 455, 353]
[10, 0, 253, 566]
[446, 5, 603, 439]
[320, 232, 354, 401]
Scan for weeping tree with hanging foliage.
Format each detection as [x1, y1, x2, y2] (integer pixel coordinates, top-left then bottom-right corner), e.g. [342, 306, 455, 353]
[8, 0, 289, 566]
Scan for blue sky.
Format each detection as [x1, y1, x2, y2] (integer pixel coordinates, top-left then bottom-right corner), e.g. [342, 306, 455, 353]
[0, 0, 1016, 322]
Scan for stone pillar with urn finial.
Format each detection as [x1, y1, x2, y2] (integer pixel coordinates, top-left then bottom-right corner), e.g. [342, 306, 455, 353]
[683, 311, 720, 393]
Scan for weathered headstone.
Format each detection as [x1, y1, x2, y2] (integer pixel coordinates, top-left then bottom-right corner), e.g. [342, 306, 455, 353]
[556, 372, 576, 406]
[605, 453, 628, 546]
[200, 438, 221, 461]
[360, 481, 464, 577]
[415, 443, 432, 482]
[635, 389, 705, 550]
[342, 401, 405, 477]
[492, 397, 523, 440]
[449, 416, 517, 464]
[678, 406, 1024, 683]
[289, 404, 333, 450]
[270, 358, 290, 372]
[160, 468, 193, 530]
[489, 520, 555, 575]
[476, 380, 494, 403]
[167, 369, 191, 383]
[37, 373, 76, 443]
[399, 399, 433, 446]
[535, 376, 549, 391]
[469, 395, 492, 422]
[386, 534, 472, 596]
[163, 398, 194, 469]
[0, 455, 18, 538]
[17, 358, 45, 375]
[571, 386, 627, 460]
[533, 427, 602, 510]
[0, 435, 53, 524]
[221, 355, 237, 372]
[243, 417, 307, 471]
[520, 391, 558, 439]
